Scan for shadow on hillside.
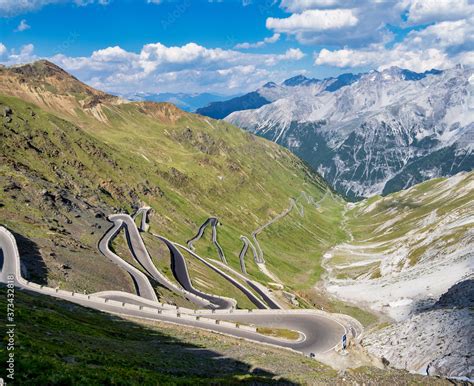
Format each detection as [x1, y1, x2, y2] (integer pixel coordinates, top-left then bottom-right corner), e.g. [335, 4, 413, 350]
[414, 279, 474, 313]
[378, 198, 422, 211]
[11, 230, 48, 285]
[434, 279, 474, 309]
[3, 287, 296, 384]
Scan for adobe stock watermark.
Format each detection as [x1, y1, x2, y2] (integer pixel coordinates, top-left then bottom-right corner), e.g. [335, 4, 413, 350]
[53, 32, 80, 56]
[161, 0, 191, 31]
[3, 274, 16, 383]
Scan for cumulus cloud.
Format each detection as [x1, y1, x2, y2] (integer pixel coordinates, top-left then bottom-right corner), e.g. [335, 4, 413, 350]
[42, 42, 306, 94]
[314, 11, 474, 72]
[0, 0, 109, 17]
[454, 50, 474, 67]
[407, 18, 474, 50]
[267, 9, 358, 33]
[272, 0, 474, 51]
[279, 47, 305, 60]
[268, 1, 402, 47]
[235, 33, 280, 49]
[314, 46, 451, 72]
[402, 0, 474, 24]
[14, 19, 30, 32]
[0, 43, 7, 57]
[279, 0, 346, 13]
[276, 0, 471, 72]
[0, 0, 54, 16]
[0, 43, 37, 64]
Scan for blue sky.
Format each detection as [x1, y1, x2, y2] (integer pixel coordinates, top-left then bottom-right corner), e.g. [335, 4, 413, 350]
[0, 0, 472, 95]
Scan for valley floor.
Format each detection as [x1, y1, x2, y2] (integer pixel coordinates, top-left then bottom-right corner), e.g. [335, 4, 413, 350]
[320, 171, 474, 379]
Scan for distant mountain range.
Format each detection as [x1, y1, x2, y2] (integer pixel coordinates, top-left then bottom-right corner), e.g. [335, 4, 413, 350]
[206, 66, 474, 199]
[121, 91, 240, 112]
[196, 73, 361, 119]
[196, 68, 444, 120]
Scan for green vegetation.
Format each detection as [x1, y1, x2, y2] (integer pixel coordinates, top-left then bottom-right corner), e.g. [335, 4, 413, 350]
[256, 193, 346, 289]
[0, 60, 468, 384]
[346, 174, 473, 245]
[333, 261, 380, 281]
[370, 268, 382, 279]
[370, 321, 392, 332]
[256, 327, 301, 341]
[0, 287, 447, 385]
[325, 171, 473, 282]
[330, 300, 379, 327]
[0, 62, 345, 302]
[297, 288, 379, 327]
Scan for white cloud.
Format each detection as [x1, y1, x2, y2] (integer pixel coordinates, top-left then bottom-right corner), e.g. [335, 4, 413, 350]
[272, 0, 473, 51]
[267, 2, 402, 47]
[402, 0, 474, 24]
[3, 43, 36, 63]
[407, 18, 474, 50]
[0, 0, 109, 17]
[92, 45, 138, 62]
[14, 19, 30, 32]
[267, 9, 358, 33]
[263, 48, 305, 65]
[0, 0, 54, 17]
[454, 50, 474, 67]
[279, 0, 344, 13]
[315, 47, 371, 68]
[315, 45, 453, 73]
[303, 0, 473, 72]
[264, 33, 281, 44]
[36, 42, 307, 94]
[280, 47, 305, 60]
[234, 33, 280, 49]
[0, 43, 7, 57]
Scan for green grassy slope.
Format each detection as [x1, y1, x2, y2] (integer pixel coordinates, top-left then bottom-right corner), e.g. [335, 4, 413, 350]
[0, 287, 447, 385]
[327, 171, 473, 280]
[0, 60, 346, 303]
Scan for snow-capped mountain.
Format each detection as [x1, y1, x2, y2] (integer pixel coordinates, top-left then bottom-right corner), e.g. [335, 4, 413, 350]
[196, 72, 361, 119]
[226, 66, 474, 199]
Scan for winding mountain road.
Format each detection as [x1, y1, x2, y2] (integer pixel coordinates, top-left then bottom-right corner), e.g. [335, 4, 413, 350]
[187, 217, 227, 264]
[239, 236, 258, 274]
[155, 234, 236, 309]
[174, 242, 269, 309]
[251, 197, 302, 264]
[101, 214, 214, 309]
[98, 219, 158, 301]
[239, 190, 331, 279]
[209, 258, 283, 310]
[199, 311, 347, 354]
[0, 208, 360, 357]
[133, 206, 150, 232]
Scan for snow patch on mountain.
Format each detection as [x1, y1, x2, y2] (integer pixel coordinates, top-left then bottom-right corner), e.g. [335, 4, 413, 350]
[226, 66, 473, 198]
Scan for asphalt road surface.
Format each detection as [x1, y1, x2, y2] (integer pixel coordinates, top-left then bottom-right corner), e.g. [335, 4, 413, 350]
[0, 222, 349, 356]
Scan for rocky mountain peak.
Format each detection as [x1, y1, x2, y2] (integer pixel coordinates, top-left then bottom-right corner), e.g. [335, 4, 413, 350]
[133, 101, 188, 123]
[226, 66, 473, 199]
[262, 81, 278, 88]
[282, 74, 318, 87]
